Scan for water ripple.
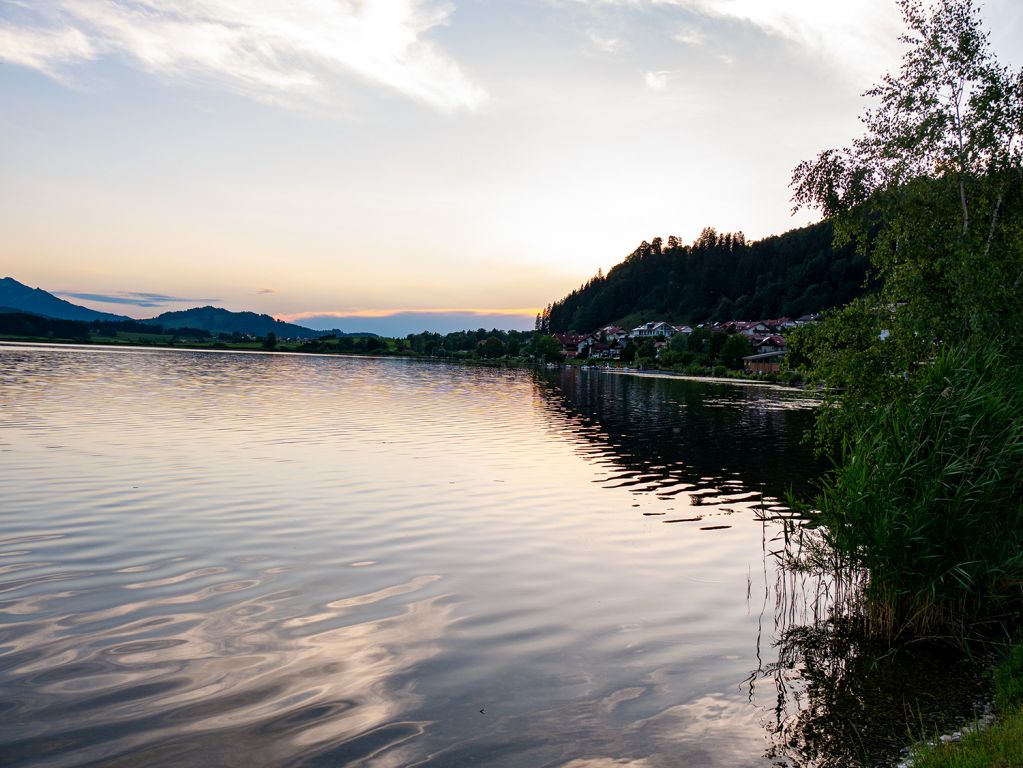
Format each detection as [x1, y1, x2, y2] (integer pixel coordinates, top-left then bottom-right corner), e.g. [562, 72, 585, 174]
[0, 345, 838, 767]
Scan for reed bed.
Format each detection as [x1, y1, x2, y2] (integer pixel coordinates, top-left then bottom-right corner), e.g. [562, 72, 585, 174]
[798, 344, 1023, 643]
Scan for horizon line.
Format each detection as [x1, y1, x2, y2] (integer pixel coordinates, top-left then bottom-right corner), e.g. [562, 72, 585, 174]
[282, 308, 542, 323]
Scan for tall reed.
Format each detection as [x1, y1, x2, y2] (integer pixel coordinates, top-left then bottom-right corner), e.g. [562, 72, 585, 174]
[803, 343, 1023, 642]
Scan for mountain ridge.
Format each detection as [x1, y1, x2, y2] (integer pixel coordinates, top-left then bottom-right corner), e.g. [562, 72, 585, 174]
[0, 278, 351, 338]
[0, 277, 133, 323]
[143, 305, 329, 339]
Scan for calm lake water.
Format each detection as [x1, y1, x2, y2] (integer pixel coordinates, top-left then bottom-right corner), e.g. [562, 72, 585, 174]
[0, 345, 986, 767]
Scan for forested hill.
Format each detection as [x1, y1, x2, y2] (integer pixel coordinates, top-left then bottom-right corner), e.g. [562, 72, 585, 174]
[546, 220, 870, 333]
[144, 306, 327, 339]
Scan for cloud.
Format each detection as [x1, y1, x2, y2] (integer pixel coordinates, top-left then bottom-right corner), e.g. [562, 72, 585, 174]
[58, 290, 221, 308]
[0, 22, 95, 77]
[0, 0, 486, 112]
[256, 288, 276, 295]
[672, 25, 706, 46]
[572, 0, 903, 82]
[644, 70, 672, 90]
[586, 28, 622, 53]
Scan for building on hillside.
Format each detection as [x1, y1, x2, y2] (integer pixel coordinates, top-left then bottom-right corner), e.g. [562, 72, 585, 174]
[630, 321, 675, 339]
[764, 317, 798, 331]
[579, 340, 616, 359]
[555, 333, 588, 359]
[740, 322, 771, 337]
[597, 325, 627, 343]
[753, 335, 786, 354]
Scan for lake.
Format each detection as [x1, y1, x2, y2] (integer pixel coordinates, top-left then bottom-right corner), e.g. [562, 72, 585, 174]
[0, 345, 986, 767]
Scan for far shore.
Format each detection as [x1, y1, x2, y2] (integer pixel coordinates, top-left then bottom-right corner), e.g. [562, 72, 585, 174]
[1, 337, 810, 392]
[600, 365, 811, 392]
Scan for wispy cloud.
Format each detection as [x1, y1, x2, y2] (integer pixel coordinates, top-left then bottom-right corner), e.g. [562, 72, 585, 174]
[57, 290, 221, 308]
[0, 21, 95, 77]
[256, 288, 276, 295]
[672, 25, 706, 46]
[586, 28, 622, 53]
[644, 69, 672, 90]
[0, 0, 486, 112]
[572, 0, 902, 81]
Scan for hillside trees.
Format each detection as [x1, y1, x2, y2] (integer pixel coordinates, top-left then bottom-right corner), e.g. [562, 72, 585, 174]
[547, 220, 868, 333]
[789, 0, 1023, 641]
[792, 0, 1023, 380]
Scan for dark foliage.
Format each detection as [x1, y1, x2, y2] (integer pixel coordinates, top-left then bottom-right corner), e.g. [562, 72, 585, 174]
[403, 328, 534, 357]
[547, 221, 871, 333]
[0, 311, 90, 340]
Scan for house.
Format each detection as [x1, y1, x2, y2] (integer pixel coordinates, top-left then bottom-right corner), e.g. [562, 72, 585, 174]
[753, 335, 786, 354]
[598, 325, 628, 344]
[555, 333, 587, 359]
[575, 335, 602, 357]
[743, 350, 787, 375]
[582, 341, 615, 359]
[773, 317, 798, 331]
[630, 321, 675, 339]
[740, 322, 771, 337]
[673, 325, 693, 335]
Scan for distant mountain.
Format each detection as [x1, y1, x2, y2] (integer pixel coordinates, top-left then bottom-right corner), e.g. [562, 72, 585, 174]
[0, 277, 131, 322]
[145, 306, 326, 339]
[1, 277, 371, 338]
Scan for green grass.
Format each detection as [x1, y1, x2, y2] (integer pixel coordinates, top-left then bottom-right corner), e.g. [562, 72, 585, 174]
[911, 645, 1023, 768]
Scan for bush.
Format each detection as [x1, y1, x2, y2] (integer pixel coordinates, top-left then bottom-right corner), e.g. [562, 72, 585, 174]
[684, 363, 705, 377]
[805, 344, 1023, 641]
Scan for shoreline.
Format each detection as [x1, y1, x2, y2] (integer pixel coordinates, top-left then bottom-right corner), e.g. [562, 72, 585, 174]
[0, 338, 811, 393]
[600, 365, 808, 392]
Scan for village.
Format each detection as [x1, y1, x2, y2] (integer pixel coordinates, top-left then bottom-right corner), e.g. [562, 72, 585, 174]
[553, 315, 821, 374]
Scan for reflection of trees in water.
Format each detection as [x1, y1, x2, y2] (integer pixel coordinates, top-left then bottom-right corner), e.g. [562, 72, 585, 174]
[530, 369, 989, 766]
[535, 368, 826, 506]
[536, 369, 988, 767]
[748, 530, 990, 768]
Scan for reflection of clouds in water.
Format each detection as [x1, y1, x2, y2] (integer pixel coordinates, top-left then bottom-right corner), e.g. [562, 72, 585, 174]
[637, 694, 767, 766]
[1, 569, 451, 767]
[431, 682, 768, 768]
[1, 349, 829, 767]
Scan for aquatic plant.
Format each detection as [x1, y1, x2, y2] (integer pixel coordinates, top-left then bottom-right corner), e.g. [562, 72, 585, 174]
[802, 344, 1023, 642]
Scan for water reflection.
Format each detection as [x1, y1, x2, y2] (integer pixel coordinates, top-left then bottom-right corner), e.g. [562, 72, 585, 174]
[1, 559, 451, 767]
[0, 346, 980, 768]
[535, 367, 825, 522]
[755, 622, 989, 768]
[538, 367, 989, 768]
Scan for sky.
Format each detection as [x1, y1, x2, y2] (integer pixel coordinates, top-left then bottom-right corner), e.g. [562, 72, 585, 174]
[2, 0, 1021, 335]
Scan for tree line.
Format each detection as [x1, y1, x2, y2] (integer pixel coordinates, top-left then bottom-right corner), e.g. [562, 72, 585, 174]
[544, 219, 872, 333]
